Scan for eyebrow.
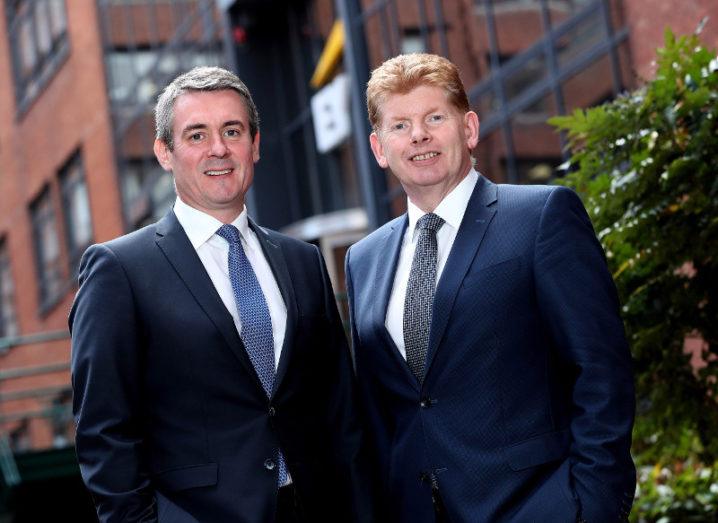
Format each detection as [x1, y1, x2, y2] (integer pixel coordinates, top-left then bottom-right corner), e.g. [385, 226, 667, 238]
[385, 106, 443, 122]
[181, 120, 246, 134]
[182, 123, 207, 134]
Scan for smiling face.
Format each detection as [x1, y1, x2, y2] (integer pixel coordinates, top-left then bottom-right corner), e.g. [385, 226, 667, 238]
[153, 89, 260, 223]
[369, 84, 479, 212]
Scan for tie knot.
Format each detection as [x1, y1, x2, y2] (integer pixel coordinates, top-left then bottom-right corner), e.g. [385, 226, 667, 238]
[216, 224, 242, 244]
[416, 213, 444, 233]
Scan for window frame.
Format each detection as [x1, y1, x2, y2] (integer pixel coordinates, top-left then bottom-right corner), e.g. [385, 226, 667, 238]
[0, 238, 19, 343]
[5, 0, 70, 115]
[29, 185, 64, 313]
[58, 150, 93, 276]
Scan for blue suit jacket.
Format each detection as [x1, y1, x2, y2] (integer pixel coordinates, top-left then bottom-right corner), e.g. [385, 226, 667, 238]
[70, 211, 373, 523]
[345, 176, 635, 522]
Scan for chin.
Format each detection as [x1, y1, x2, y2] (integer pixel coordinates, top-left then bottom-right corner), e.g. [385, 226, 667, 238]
[411, 173, 449, 186]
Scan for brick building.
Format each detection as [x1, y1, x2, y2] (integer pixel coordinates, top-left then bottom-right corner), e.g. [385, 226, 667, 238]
[0, 0, 224, 519]
[0, 0, 715, 520]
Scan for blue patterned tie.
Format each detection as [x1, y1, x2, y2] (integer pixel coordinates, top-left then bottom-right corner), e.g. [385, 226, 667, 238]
[403, 213, 445, 382]
[216, 224, 288, 486]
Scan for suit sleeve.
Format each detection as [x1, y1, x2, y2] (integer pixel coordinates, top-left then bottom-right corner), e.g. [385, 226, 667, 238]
[69, 244, 157, 523]
[313, 246, 376, 523]
[533, 187, 636, 522]
[345, 247, 391, 520]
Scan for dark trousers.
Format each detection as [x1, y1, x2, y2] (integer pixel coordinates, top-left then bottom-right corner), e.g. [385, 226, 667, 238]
[275, 484, 303, 523]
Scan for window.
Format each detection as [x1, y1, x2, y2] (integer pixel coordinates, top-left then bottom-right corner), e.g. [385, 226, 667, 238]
[106, 48, 222, 105]
[121, 158, 174, 229]
[0, 240, 18, 340]
[5, 0, 69, 112]
[30, 187, 63, 309]
[401, 30, 427, 54]
[59, 152, 92, 274]
[499, 53, 550, 117]
[25, 151, 93, 313]
[106, 50, 178, 105]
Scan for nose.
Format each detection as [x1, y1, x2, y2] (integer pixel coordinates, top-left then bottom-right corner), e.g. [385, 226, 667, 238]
[208, 133, 228, 157]
[410, 121, 430, 144]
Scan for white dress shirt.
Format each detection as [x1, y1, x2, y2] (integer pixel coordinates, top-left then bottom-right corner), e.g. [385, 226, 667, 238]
[173, 197, 288, 369]
[385, 169, 479, 358]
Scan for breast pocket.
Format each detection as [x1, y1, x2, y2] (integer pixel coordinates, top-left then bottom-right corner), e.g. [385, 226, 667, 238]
[461, 256, 522, 290]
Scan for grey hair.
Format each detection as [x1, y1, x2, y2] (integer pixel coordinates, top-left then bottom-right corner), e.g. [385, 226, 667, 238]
[154, 66, 259, 150]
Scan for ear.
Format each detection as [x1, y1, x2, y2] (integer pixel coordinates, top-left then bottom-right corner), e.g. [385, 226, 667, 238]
[153, 139, 173, 172]
[464, 111, 480, 150]
[369, 132, 389, 169]
[252, 130, 261, 163]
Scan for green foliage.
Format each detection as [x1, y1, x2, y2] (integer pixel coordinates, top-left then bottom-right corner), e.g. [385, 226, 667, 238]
[550, 29, 718, 519]
[631, 460, 718, 522]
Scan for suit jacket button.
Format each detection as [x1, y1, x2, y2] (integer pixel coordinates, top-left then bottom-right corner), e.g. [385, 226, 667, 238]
[264, 459, 276, 471]
[420, 397, 431, 408]
[268, 406, 276, 417]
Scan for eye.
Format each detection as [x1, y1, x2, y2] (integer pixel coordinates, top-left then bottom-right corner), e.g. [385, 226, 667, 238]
[427, 114, 446, 124]
[225, 128, 241, 138]
[189, 132, 204, 142]
[391, 121, 408, 132]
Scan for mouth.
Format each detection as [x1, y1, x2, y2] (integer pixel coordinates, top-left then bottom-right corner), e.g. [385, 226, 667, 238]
[204, 168, 233, 176]
[410, 152, 440, 161]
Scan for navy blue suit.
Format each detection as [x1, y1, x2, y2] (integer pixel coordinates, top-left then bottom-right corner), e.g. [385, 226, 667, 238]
[345, 175, 635, 522]
[70, 211, 373, 523]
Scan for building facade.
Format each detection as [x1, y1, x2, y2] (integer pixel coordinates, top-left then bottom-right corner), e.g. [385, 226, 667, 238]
[0, 0, 715, 519]
[0, 1, 225, 519]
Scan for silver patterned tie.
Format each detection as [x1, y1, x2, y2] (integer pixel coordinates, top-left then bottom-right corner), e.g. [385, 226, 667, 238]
[403, 213, 445, 382]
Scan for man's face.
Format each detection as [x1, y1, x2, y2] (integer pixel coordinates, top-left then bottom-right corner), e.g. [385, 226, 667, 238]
[154, 89, 259, 222]
[369, 85, 479, 207]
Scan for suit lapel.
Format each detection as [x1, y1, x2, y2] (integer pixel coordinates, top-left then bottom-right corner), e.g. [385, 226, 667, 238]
[425, 176, 498, 378]
[372, 215, 421, 391]
[248, 218, 298, 397]
[155, 211, 263, 388]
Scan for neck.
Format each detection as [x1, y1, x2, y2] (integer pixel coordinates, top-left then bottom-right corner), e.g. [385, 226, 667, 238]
[203, 204, 245, 225]
[405, 168, 470, 213]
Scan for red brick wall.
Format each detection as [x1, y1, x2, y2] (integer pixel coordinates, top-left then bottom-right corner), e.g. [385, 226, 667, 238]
[0, 0, 124, 449]
[621, 0, 718, 82]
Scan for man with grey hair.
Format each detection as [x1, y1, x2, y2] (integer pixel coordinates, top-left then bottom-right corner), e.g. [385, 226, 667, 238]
[70, 66, 374, 523]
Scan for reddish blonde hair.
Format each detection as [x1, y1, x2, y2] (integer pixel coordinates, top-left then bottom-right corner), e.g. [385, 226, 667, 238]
[366, 53, 470, 130]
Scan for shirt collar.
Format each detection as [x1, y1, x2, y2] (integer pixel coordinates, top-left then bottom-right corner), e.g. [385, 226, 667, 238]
[406, 168, 479, 239]
[173, 196, 248, 250]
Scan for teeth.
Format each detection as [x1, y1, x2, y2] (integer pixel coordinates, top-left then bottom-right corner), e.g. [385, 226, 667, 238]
[205, 169, 232, 176]
[411, 152, 439, 161]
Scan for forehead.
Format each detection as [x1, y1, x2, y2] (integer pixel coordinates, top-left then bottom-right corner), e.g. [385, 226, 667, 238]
[172, 89, 248, 129]
[378, 85, 453, 122]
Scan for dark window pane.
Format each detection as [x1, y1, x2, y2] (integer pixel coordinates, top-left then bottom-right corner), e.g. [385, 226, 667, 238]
[501, 52, 549, 116]
[30, 188, 63, 308]
[555, 6, 607, 69]
[511, 114, 562, 184]
[18, 15, 37, 76]
[0, 241, 19, 340]
[120, 158, 173, 229]
[6, 0, 69, 111]
[35, 1, 52, 54]
[106, 49, 221, 105]
[47, 0, 67, 39]
[59, 152, 93, 274]
[549, 0, 595, 27]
